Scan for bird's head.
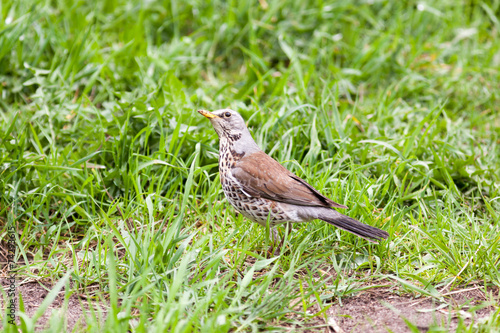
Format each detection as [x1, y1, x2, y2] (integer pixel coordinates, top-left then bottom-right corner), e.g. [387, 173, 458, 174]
[198, 108, 261, 153]
[198, 109, 248, 141]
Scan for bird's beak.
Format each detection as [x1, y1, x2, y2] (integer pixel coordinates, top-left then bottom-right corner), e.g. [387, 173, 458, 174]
[198, 110, 219, 119]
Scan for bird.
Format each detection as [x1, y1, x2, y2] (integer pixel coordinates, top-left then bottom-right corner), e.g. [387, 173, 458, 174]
[198, 108, 389, 246]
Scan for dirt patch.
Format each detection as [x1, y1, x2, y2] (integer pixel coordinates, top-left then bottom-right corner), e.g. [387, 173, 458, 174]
[275, 284, 498, 332]
[326, 286, 498, 333]
[0, 279, 106, 332]
[1, 277, 497, 332]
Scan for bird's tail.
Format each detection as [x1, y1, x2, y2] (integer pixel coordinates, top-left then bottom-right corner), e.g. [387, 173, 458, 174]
[318, 210, 389, 243]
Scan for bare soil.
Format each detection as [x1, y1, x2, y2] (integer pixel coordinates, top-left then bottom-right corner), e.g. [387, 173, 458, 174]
[0, 279, 106, 332]
[325, 286, 497, 332]
[1, 278, 498, 332]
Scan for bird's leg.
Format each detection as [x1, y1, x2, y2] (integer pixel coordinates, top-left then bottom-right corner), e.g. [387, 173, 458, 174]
[266, 227, 281, 257]
[268, 223, 292, 256]
[273, 228, 284, 256]
[274, 223, 292, 256]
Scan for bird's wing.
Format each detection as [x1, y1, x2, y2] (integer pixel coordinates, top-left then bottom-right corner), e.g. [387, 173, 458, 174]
[231, 151, 348, 209]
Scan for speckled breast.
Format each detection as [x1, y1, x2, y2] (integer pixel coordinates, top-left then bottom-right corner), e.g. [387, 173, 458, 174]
[218, 141, 289, 226]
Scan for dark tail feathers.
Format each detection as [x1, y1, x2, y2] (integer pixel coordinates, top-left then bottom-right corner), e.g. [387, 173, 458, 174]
[319, 211, 389, 243]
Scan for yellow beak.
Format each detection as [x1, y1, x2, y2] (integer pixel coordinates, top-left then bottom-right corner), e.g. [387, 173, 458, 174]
[198, 110, 218, 119]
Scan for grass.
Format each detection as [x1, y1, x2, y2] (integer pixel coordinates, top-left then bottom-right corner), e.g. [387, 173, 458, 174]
[1, 0, 500, 331]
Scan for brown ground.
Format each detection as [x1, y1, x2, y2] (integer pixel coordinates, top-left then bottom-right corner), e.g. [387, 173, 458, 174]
[1, 279, 498, 332]
[0, 279, 106, 332]
[325, 286, 497, 332]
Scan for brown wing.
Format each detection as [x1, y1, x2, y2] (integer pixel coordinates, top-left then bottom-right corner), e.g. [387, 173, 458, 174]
[231, 151, 348, 209]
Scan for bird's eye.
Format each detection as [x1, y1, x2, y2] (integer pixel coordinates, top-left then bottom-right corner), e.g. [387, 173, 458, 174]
[224, 112, 231, 118]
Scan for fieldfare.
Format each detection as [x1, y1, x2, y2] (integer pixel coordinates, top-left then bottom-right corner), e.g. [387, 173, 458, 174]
[198, 109, 389, 243]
